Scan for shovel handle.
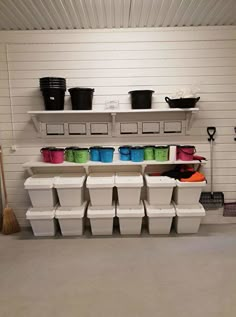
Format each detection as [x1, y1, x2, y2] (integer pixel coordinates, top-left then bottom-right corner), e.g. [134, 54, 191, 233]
[207, 127, 216, 142]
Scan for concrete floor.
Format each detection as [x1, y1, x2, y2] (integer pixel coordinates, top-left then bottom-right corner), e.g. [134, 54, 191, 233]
[0, 225, 236, 317]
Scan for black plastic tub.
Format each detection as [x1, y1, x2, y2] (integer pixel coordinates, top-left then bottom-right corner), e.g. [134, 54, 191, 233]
[129, 90, 154, 109]
[69, 88, 94, 110]
[42, 88, 65, 111]
[165, 96, 200, 109]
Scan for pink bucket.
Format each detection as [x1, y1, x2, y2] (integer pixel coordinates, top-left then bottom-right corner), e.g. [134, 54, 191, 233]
[40, 147, 55, 163]
[50, 148, 64, 164]
[177, 145, 196, 161]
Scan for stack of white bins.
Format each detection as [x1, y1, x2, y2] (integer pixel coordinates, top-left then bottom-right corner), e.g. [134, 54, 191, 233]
[25, 174, 57, 236]
[173, 180, 206, 234]
[116, 172, 144, 235]
[87, 173, 115, 235]
[54, 174, 87, 236]
[144, 175, 176, 234]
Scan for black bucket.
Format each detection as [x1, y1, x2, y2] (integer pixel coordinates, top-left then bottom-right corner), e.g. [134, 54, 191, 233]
[129, 90, 154, 109]
[69, 88, 94, 110]
[42, 88, 65, 111]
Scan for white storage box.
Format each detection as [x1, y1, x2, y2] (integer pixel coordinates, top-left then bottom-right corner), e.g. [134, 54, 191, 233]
[54, 173, 86, 207]
[115, 172, 143, 206]
[26, 207, 56, 237]
[116, 203, 144, 235]
[173, 180, 206, 205]
[24, 174, 57, 207]
[174, 203, 206, 234]
[87, 204, 115, 235]
[55, 202, 87, 236]
[86, 173, 115, 206]
[144, 200, 175, 234]
[145, 175, 176, 206]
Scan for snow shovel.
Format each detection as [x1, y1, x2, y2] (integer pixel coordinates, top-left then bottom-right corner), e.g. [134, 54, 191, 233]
[200, 127, 224, 209]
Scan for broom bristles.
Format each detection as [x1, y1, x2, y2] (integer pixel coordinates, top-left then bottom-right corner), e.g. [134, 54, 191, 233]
[2, 207, 20, 235]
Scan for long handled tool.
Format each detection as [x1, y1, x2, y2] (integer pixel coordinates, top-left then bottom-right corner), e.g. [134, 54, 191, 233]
[200, 127, 224, 209]
[0, 146, 20, 234]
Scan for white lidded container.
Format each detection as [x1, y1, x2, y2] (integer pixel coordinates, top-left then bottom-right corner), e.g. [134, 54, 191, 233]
[145, 175, 176, 206]
[116, 202, 144, 235]
[24, 174, 57, 207]
[86, 173, 115, 206]
[54, 173, 86, 207]
[173, 180, 206, 205]
[26, 207, 56, 237]
[87, 204, 115, 235]
[55, 202, 87, 236]
[115, 172, 143, 206]
[174, 203, 206, 234]
[144, 200, 175, 234]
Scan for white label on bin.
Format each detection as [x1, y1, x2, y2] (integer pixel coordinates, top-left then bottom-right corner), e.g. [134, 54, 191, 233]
[50, 97, 55, 100]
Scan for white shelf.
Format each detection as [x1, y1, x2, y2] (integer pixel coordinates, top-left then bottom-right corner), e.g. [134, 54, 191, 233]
[23, 159, 206, 169]
[28, 108, 199, 115]
[28, 108, 199, 136]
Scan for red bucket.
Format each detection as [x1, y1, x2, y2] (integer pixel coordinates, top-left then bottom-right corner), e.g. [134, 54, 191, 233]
[50, 148, 64, 164]
[40, 147, 56, 163]
[177, 145, 196, 161]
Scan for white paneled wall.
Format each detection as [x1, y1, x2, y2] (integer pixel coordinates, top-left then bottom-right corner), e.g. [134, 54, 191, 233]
[0, 27, 236, 226]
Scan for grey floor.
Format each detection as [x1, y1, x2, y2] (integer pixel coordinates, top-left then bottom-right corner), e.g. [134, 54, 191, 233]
[1, 225, 236, 317]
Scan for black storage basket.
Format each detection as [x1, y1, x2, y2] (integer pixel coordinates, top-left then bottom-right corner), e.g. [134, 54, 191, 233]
[129, 90, 154, 109]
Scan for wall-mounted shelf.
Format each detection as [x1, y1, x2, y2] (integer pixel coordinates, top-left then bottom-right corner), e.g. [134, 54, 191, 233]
[28, 108, 199, 137]
[23, 158, 206, 174]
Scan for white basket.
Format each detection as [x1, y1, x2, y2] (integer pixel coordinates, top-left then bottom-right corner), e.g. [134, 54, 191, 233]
[116, 202, 144, 235]
[26, 207, 56, 237]
[54, 173, 86, 207]
[87, 173, 115, 206]
[174, 203, 206, 234]
[144, 200, 175, 234]
[115, 172, 143, 206]
[145, 175, 176, 206]
[173, 180, 206, 205]
[24, 174, 57, 207]
[55, 202, 87, 236]
[87, 203, 115, 235]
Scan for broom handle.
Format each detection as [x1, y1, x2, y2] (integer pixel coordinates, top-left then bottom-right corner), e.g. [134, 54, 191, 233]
[0, 146, 8, 207]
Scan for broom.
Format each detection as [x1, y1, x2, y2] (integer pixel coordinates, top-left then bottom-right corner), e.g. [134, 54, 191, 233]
[0, 146, 20, 234]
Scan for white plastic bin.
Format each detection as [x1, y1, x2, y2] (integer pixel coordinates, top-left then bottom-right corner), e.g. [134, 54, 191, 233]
[54, 173, 86, 207]
[87, 204, 115, 235]
[55, 202, 87, 236]
[24, 174, 57, 207]
[115, 172, 143, 206]
[173, 180, 206, 205]
[86, 173, 115, 206]
[26, 207, 56, 237]
[116, 202, 144, 235]
[174, 203, 206, 234]
[145, 175, 176, 206]
[144, 200, 175, 234]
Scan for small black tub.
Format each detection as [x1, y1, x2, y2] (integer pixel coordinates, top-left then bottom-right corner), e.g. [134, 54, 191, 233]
[129, 90, 154, 109]
[69, 88, 95, 110]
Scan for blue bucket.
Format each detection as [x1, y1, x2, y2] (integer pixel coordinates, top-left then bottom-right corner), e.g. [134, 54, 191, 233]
[100, 147, 115, 163]
[119, 146, 131, 161]
[130, 146, 144, 162]
[90, 147, 101, 161]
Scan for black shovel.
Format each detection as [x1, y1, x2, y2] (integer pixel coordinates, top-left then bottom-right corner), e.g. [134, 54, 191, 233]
[200, 127, 224, 209]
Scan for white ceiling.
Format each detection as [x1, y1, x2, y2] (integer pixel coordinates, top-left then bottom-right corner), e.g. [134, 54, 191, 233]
[0, 0, 235, 30]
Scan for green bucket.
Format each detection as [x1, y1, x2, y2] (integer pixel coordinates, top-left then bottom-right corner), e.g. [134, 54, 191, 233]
[65, 147, 76, 162]
[154, 146, 169, 161]
[73, 148, 89, 163]
[144, 146, 154, 160]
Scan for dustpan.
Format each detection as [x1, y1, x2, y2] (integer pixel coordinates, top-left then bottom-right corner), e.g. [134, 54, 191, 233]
[200, 127, 224, 210]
